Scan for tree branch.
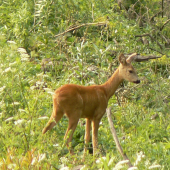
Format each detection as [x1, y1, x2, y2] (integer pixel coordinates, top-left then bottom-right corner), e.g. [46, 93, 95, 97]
[135, 33, 154, 43]
[160, 19, 170, 31]
[150, 11, 162, 22]
[135, 33, 163, 49]
[125, 53, 162, 62]
[106, 108, 133, 168]
[148, 47, 167, 56]
[54, 22, 108, 38]
[133, 54, 162, 62]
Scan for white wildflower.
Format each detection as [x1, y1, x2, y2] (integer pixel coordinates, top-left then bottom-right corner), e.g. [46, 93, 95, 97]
[13, 102, 20, 105]
[115, 160, 129, 166]
[60, 167, 69, 170]
[7, 164, 16, 169]
[7, 41, 16, 44]
[31, 157, 37, 165]
[21, 55, 29, 61]
[42, 74, 49, 78]
[4, 67, 11, 73]
[113, 160, 130, 170]
[60, 157, 69, 165]
[36, 81, 44, 86]
[9, 61, 17, 66]
[19, 109, 26, 113]
[30, 86, 36, 90]
[5, 117, 14, 122]
[108, 157, 115, 166]
[53, 143, 59, 147]
[0, 86, 6, 92]
[148, 165, 161, 169]
[38, 153, 46, 162]
[36, 72, 44, 77]
[38, 116, 49, 120]
[87, 80, 95, 85]
[134, 151, 145, 166]
[27, 120, 31, 124]
[14, 119, 25, 125]
[96, 157, 106, 164]
[80, 165, 88, 170]
[77, 46, 81, 52]
[18, 48, 30, 61]
[18, 48, 27, 54]
[113, 164, 123, 170]
[44, 88, 54, 95]
[145, 160, 150, 167]
[113, 46, 117, 50]
[128, 167, 138, 170]
[99, 49, 103, 54]
[0, 101, 5, 105]
[87, 65, 97, 71]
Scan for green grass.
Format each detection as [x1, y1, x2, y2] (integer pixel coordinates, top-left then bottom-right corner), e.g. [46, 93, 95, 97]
[0, 0, 170, 169]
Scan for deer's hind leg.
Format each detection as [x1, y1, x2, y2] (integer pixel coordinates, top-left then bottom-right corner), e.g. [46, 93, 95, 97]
[42, 97, 64, 134]
[64, 112, 81, 154]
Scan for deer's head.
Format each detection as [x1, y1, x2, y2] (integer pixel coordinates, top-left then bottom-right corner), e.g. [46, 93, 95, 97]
[118, 53, 140, 84]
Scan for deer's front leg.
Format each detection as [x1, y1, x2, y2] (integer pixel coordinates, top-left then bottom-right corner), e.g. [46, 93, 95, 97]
[92, 119, 100, 156]
[84, 118, 91, 154]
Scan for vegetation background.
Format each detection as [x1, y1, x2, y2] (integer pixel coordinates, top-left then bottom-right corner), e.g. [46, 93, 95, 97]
[0, 0, 170, 169]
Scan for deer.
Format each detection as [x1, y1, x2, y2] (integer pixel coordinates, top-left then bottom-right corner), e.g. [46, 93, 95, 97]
[42, 53, 140, 156]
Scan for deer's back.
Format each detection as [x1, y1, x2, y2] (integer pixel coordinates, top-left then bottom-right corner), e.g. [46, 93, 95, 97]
[54, 84, 108, 119]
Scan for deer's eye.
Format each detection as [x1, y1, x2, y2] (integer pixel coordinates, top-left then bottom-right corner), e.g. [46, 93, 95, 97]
[129, 70, 133, 73]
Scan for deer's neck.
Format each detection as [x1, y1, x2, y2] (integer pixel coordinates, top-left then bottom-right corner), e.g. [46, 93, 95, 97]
[102, 68, 123, 100]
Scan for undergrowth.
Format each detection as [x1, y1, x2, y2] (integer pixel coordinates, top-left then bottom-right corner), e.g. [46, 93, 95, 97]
[0, 0, 170, 169]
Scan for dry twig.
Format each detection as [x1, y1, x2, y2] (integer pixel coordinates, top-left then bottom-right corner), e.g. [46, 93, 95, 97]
[160, 19, 170, 31]
[148, 47, 167, 56]
[149, 11, 162, 22]
[135, 33, 163, 49]
[133, 54, 161, 62]
[106, 107, 133, 168]
[54, 22, 108, 38]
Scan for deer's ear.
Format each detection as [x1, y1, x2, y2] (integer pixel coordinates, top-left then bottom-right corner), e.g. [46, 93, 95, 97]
[126, 53, 137, 63]
[119, 53, 127, 65]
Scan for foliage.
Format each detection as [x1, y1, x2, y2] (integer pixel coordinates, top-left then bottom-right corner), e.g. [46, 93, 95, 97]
[0, 0, 170, 169]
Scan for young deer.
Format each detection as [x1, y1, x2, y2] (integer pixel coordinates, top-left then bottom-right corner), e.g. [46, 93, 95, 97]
[42, 53, 140, 155]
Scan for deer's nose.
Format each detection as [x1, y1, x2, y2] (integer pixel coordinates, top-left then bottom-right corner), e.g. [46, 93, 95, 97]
[134, 80, 140, 84]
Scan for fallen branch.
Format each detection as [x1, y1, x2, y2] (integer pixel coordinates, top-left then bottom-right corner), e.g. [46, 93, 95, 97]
[106, 107, 133, 168]
[125, 54, 162, 62]
[133, 54, 161, 62]
[54, 22, 108, 38]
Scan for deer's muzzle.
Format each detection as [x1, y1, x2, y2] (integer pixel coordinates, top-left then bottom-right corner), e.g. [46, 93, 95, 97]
[133, 80, 140, 84]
